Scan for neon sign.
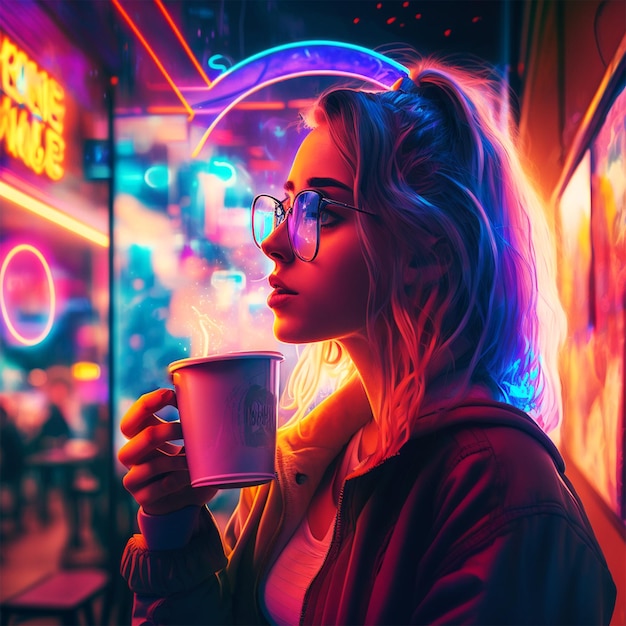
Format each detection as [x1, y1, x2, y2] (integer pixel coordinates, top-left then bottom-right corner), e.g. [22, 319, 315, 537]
[0, 182, 109, 247]
[0, 244, 56, 346]
[0, 33, 66, 180]
[190, 41, 409, 156]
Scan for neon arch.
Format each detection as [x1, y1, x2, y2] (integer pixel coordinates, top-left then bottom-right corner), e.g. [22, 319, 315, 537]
[0, 244, 56, 346]
[191, 40, 409, 157]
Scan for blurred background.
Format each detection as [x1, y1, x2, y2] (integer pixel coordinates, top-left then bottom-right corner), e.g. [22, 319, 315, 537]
[0, 0, 624, 623]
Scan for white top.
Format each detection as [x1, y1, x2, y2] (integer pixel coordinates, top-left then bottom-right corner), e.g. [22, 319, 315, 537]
[262, 429, 364, 625]
[262, 506, 334, 625]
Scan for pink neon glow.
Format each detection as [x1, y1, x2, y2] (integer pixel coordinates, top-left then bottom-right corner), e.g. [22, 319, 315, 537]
[0, 244, 56, 346]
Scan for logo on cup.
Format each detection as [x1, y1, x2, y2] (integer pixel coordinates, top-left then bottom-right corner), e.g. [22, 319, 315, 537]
[242, 384, 275, 447]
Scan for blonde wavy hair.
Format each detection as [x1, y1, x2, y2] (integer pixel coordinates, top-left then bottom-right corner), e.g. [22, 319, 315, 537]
[280, 55, 566, 463]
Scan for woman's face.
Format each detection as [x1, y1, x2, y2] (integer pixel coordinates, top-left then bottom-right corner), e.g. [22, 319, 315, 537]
[261, 125, 370, 345]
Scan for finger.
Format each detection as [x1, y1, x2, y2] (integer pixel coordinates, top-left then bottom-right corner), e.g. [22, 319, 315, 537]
[118, 421, 183, 467]
[120, 388, 177, 438]
[122, 454, 191, 494]
[139, 480, 218, 516]
[121, 459, 218, 515]
[123, 469, 197, 513]
[140, 484, 216, 516]
[118, 421, 184, 468]
[123, 475, 188, 513]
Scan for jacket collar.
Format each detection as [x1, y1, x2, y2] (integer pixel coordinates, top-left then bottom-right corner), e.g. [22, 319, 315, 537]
[277, 376, 372, 489]
[278, 390, 564, 481]
[411, 400, 565, 471]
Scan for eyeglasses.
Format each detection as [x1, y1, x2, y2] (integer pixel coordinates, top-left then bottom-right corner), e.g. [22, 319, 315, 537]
[251, 189, 375, 262]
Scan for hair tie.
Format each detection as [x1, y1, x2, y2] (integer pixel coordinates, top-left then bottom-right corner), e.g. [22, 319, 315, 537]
[391, 75, 420, 94]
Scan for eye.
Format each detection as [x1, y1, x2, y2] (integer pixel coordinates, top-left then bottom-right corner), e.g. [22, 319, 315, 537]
[319, 207, 342, 227]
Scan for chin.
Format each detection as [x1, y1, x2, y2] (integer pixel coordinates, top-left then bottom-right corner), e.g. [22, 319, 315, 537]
[273, 324, 309, 345]
[273, 319, 327, 345]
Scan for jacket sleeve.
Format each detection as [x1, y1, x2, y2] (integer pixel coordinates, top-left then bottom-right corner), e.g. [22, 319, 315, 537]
[409, 429, 616, 625]
[120, 506, 231, 625]
[411, 512, 616, 625]
[120, 483, 266, 626]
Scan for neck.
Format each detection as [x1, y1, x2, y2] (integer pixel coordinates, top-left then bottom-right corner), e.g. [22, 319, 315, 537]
[339, 334, 497, 458]
[338, 335, 382, 420]
[337, 334, 382, 460]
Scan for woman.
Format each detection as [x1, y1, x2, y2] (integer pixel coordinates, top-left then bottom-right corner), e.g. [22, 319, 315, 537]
[119, 56, 616, 624]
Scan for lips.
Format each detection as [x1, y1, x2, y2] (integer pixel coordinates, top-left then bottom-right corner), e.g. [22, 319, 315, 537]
[268, 275, 298, 295]
[267, 275, 298, 308]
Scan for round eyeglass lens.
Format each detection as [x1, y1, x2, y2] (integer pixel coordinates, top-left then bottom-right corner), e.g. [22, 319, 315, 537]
[253, 195, 279, 246]
[290, 191, 319, 261]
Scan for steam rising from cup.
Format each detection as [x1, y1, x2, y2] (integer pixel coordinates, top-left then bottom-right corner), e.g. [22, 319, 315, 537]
[192, 305, 224, 357]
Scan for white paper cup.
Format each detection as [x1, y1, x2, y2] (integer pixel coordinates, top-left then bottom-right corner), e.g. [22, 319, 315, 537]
[168, 351, 283, 489]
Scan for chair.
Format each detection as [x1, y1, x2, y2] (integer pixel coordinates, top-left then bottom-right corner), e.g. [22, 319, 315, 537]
[0, 568, 109, 625]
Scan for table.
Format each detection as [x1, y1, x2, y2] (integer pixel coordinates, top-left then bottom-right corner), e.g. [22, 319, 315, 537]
[26, 440, 101, 548]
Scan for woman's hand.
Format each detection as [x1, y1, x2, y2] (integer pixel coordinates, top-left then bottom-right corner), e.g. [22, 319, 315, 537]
[118, 388, 217, 515]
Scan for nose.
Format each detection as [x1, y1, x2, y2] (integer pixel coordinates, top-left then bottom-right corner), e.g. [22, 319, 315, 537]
[261, 218, 294, 262]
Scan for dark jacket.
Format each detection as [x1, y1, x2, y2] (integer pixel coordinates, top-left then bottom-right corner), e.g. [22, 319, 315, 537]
[121, 399, 616, 625]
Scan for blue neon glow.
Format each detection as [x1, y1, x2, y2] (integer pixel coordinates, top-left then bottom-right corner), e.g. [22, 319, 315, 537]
[214, 40, 408, 85]
[144, 165, 171, 189]
[190, 40, 409, 157]
[208, 54, 231, 74]
[210, 160, 236, 186]
[500, 350, 543, 413]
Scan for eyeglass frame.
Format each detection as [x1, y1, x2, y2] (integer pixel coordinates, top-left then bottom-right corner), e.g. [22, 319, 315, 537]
[251, 188, 377, 262]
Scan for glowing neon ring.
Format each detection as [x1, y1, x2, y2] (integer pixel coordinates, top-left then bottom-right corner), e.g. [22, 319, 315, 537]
[0, 244, 56, 346]
[191, 40, 409, 156]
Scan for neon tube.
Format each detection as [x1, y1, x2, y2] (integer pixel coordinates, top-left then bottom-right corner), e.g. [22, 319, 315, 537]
[0, 182, 109, 247]
[190, 40, 409, 156]
[0, 244, 56, 346]
[111, 0, 195, 120]
[153, 0, 212, 87]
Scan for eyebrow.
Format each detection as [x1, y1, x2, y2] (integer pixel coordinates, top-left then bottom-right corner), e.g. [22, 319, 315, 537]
[283, 177, 353, 193]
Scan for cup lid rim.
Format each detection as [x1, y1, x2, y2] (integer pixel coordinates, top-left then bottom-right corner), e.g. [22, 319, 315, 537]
[168, 351, 284, 373]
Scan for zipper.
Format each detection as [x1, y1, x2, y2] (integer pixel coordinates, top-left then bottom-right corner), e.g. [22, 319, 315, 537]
[298, 453, 398, 625]
[299, 485, 345, 625]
